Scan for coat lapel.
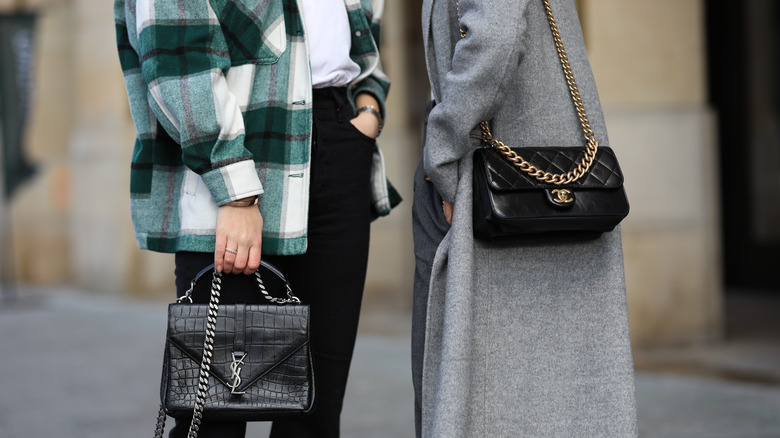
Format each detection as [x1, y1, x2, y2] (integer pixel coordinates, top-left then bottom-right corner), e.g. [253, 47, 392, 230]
[422, 0, 434, 54]
[422, 0, 440, 101]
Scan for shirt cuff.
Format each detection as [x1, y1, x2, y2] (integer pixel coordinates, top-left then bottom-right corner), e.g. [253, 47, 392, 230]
[201, 159, 264, 206]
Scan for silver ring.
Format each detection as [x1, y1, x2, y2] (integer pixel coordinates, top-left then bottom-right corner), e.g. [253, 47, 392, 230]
[225, 248, 238, 254]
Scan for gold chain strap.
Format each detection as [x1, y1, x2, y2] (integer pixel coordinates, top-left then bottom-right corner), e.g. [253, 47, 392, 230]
[456, 0, 599, 185]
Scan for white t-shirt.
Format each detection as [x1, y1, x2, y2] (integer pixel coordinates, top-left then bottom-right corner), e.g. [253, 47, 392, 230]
[298, 0, 361, 88]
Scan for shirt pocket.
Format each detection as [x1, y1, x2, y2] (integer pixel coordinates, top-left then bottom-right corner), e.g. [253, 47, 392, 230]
[221, 0, 287, 65]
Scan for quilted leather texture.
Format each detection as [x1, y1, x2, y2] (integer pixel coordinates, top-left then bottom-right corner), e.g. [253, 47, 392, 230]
[480, 147, 625, 191]
[161, 303, 313, 420]
[472, 146, 630, 241]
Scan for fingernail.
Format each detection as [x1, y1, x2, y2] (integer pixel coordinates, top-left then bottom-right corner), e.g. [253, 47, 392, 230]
[216, 264, 222, 273]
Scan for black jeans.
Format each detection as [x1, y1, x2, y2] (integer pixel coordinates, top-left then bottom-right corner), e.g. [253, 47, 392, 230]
[169, 87, 375, 438]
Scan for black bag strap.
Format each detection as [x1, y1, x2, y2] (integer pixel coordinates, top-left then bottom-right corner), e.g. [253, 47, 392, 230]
[177, 260, 300, 305]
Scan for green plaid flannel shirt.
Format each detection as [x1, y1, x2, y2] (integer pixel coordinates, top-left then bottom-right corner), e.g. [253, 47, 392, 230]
[115, 0, 395, 255]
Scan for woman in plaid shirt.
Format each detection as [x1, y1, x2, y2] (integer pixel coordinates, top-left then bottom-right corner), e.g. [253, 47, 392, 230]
[115, 0, 397, 436]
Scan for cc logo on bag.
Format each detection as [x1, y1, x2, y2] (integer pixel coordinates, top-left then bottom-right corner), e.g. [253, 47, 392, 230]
[551, 189, 575, 206]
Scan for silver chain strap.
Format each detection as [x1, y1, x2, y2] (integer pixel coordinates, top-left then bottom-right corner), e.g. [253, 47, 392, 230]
[154, 271, 223, 438]
[253, 266, 300, 305]
[185, 271, 222, 438]
[153, 405, 166, 437]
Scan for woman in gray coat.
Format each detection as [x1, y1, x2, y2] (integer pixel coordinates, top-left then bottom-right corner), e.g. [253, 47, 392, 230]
[412, 0, 638, 436]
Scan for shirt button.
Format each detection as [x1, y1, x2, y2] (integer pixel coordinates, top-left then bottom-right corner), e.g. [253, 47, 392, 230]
[355, 31, 362, 37]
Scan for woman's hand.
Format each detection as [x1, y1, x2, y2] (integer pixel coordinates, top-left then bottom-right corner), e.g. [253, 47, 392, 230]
[215, 204, 263, 274]
[351, 92, 382, 139]
[442, 200, 454, 225]
[349, 111, 380, 139]
[426, 175, 455, 225]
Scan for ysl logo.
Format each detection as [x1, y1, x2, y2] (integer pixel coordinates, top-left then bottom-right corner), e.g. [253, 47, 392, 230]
[551, 189, 574, 205]
[229, 352, 247, 395]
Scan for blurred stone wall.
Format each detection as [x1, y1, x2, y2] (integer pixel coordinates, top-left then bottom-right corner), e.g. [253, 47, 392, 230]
[3, 0, 171, 297]
[2, 0, 722, 347]
[3, 0, 75, 286]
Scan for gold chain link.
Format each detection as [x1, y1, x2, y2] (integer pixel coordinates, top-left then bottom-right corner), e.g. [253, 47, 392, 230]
[457, 0, 599, 185]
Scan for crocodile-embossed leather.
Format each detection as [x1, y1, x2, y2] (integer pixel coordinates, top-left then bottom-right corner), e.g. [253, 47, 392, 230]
[161, 302, 314, 420]
[473, 147, 630, 242]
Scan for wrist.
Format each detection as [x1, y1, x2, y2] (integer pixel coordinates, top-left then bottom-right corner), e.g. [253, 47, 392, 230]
[355, 105, 384, 136]
[222, 196, 258, 207]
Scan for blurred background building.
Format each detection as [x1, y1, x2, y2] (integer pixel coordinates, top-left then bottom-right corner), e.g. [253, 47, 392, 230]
[0, 0, 777, 351]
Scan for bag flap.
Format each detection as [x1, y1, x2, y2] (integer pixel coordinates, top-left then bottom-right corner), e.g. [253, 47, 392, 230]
[167, 303, 310, 390]
[478, 147, 625, 191]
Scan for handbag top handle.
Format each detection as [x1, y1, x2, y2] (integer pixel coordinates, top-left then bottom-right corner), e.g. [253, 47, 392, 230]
[178, 260, 301, 305]
[455, 0, 599, 186]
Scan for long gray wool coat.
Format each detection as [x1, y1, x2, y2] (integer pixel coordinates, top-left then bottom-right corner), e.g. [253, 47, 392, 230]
[411, 0, 639, 437]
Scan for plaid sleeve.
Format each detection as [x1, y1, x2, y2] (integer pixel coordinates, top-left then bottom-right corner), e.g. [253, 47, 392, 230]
[135, 0, 262, 205]
[347, 0, 391, 118]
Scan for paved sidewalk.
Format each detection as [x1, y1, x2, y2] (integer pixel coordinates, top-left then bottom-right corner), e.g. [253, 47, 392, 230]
[0, 288, 778, 437]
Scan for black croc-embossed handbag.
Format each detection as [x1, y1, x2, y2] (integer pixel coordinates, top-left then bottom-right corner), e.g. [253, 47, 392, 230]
[153, 261, 314, 438]
[462, 0, 629, 242]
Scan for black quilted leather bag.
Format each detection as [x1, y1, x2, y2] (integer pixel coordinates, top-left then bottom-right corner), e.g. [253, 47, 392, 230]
[465, 0, 629, 241]
[153, 261, 314, 438]
[473, 146, 629, 241]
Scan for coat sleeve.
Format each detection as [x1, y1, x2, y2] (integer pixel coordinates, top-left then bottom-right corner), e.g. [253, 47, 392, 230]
[424, 0, 532, 203]
[348, 0, 391, 117]
[134, 0, 263, 206]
